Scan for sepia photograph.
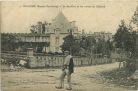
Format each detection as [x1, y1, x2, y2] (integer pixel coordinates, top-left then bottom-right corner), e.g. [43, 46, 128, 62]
[1, 0, 138, 91]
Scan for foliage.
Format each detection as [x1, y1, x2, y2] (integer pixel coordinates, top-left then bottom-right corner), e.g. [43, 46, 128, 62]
[95, 38, 103, 54]
[114, 20, 137, 55]
[114, 6, 138, 76]
[79, 36, 113, 57]
[60, 34, 80, 55]
[101, 68, 136, 89]
[1, 34, 19, 51]
[125, 6, 138, 74]
[85, 36, 96, 55]
[102, 39, 113, 57]
[80, 37, 89, 50]
[114, 20, 137, 75]
[125, 58, 137, 74]
[114, 20, 132, 51]
[130, 6, 138, 28]
[87, 37, 112, 56]
[130, 6, 138, 57]
[1, 33, 50, 53]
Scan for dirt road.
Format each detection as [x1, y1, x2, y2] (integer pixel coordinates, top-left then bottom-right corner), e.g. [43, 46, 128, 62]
[1, 62, 132, 91]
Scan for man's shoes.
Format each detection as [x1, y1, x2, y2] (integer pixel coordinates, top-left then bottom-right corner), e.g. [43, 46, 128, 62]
[66, 88, 72, 90]
[55, 86, 63, 89]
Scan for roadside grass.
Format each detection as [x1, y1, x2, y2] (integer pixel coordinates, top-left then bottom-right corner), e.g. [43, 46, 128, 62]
[101, 68, 136, 90]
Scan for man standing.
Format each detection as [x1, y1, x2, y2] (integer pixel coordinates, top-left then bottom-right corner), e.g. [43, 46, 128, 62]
[56, 51, 74, 90]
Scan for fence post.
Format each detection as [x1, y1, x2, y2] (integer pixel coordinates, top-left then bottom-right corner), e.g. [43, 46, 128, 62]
[27, 48, 34, 57]
[27, 48, 37, 68]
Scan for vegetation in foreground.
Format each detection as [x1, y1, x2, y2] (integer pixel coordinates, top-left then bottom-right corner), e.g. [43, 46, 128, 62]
[101, 68, 136, 90]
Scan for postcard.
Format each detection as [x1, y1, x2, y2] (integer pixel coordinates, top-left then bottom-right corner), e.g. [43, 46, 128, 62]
[1, 0, 138, 91]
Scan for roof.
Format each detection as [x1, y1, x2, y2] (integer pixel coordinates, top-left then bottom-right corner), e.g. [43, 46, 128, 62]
[50, 12, 71, 32]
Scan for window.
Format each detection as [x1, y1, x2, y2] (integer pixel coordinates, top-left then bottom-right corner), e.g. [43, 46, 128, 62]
[55, 37, 60, 45]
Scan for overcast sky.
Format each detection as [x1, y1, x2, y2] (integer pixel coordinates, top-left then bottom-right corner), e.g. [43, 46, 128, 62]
[1, 0, 138, 34]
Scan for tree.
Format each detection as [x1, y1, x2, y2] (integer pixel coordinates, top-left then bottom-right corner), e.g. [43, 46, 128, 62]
[1, 34, 19, 51]
[85, 36, 96, 55]
[125, 6, 138, 74]
[114, 6, 138, 74]
[104, 39, 113, 57]
[60, 34, 80, 55]
[130, 6, 138, 57]
[114, 20, 132, 52]
[130, 6, 138, 29]
[80, 37, 88, 50]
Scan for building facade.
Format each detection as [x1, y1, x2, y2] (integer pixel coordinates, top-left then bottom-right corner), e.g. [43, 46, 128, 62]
[30, 12, 79, 53]
[2, 12, 79, 53]
[2, 12, 114, 54]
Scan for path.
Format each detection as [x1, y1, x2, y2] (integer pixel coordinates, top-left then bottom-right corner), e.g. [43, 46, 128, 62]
[1, 62, 132, 91]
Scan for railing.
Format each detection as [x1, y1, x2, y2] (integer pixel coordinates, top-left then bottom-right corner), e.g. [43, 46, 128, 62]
[1, 51, 112, 68]
[27, 55, 112, 68]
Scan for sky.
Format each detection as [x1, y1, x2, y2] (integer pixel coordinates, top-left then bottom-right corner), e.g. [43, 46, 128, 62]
[1, 0, 138, 34]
